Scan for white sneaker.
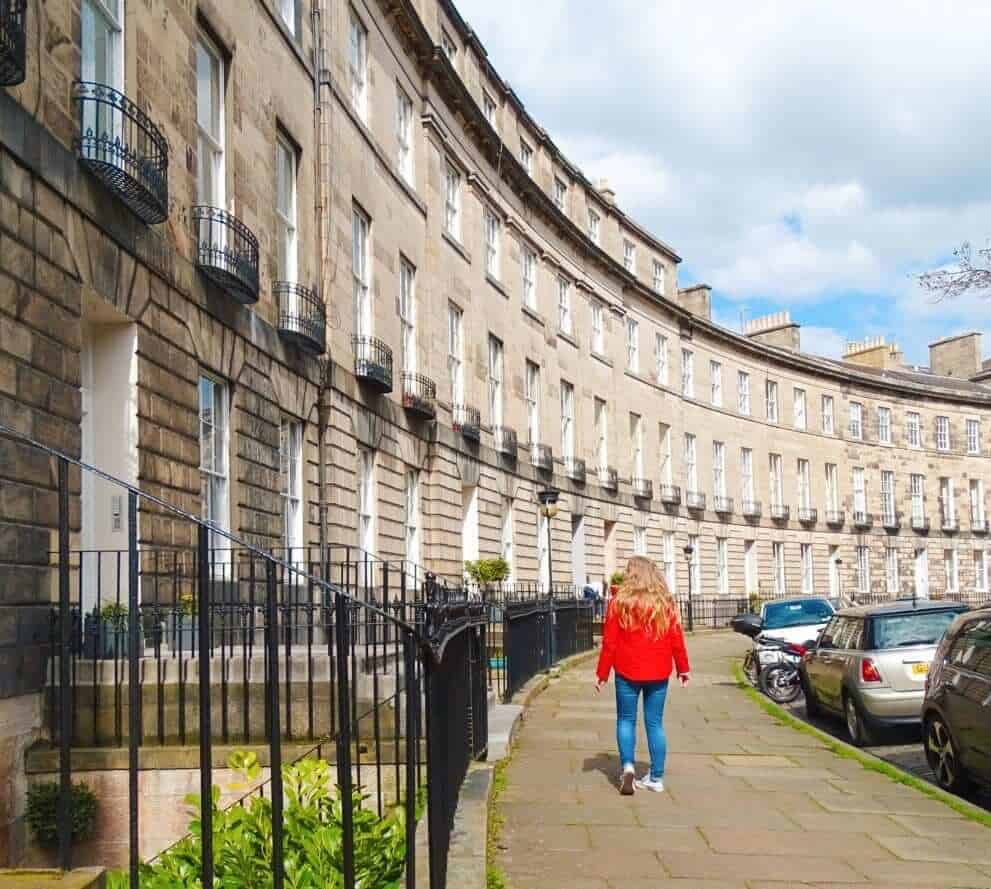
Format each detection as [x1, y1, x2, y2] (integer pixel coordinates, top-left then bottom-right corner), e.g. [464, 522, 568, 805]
[619, 764, 636, 796]
[635, 775, 665, 793]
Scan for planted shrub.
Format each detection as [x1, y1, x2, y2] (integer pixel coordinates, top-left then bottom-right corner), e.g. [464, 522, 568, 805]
[26, 781, 98, 847]
[464, 558, 510, 587]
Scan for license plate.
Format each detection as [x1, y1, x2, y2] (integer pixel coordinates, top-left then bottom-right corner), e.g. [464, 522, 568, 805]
[910, 662, 929, 676]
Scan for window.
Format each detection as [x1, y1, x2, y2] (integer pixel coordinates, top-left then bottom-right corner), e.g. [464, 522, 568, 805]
[741, 448, 754, 504]
[275, 136, 298, 282]
[766, 380, 779, 423]
[970, 479, 985, 524]
[631, 413, 644, 479]
[525, 360, 540, 443]
[710, 360, 722, 406]
[561, 381, 575, 460]
[553, 178, 568, 211]
[906, 411, 921, 447]
[976, 550, 988, 592]
[681, 349, 694, 398]
[773, 542, 786, 596]
[521, 244, 537, 310]
[488, 335, 504, 427]
[663, 532, 675, 592]
[713, 441, 726, 497]
[798, 459, 811, 509]
[769, 453, 783, 508]
[595, 397, 608, 470]
[396, 86, 414, 184]
[801, 543, 814, 594]
[941, 477, 956, 524]
[195, 32, 225, 206]
[660, 423, 672, 485]
[501, 497, 514, 583]
[881, 470, 895, 524]
[591, 300, 604, 353]
[199, 376, 229, 543]
[885, 547, 900, 594]
[744, 540, 757, 594]
[444, 160, 461, 239]
[448, 303, 464, 404]
[716, 539, 729, 596]
[405, 469, 420, 567]
[519, 141, 533, 175]
[655, 334, 669, 385]
[793, 387, 807, 430]
[826, 463, 839, 511]
[967, 419, 981, 454]
[910, 474, 926, 522]
[652, 260, 665, 293]
[348, 12, 368, 121]
[878, 406, 891, 444]
[684, 433, 698, 492]
[482, 90, 497, 128]
[623, 240, 636, 272]
[944, 548, 959, 593]
[627, 318, 640, 372]
[936, 415, 950, 452]
[856, 545, 870, 593]
[278, 0, 297, 35]
[280, 419, 303, 554]
[557, 277, 572, 334]
[399, 258, 416, 374]
[853, 467, 867, 519]
[82, 0, 124, 116]
[357, 447, 375, 555]
[849, 402, 863, 440]
[688, 534, 701, 593]
[587, 208, 600, 245]
[738, 371, 751, 415]
[440, 28, 457, 63]
[483, 207, 501, 279]
[352, 206, 371, 339]
[821, 395, 834, 434]
[633, 525, 646, 557]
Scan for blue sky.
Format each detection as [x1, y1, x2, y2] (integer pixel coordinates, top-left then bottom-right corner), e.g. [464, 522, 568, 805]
[455, 0, 991, 365]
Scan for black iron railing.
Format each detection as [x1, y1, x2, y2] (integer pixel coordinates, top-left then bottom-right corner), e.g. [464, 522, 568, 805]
[677, 596, 748, 630]
[494, 426, 517, 457]
[453, 404, 481, 441]
[853, 511, 874, 530]
[826, 509, 845, 526]
[73, 81, 169, 224]
[276, 282, 326, 355]
[713, 495, 733, 514]
[973, 516, 989, 534]
[660, 484, 681, 505]
[770, 504, 790, 521]
[531, 443, 553, 471]
[564, 456, 586, 483]
[632, 477, 653, 500]
[798, 507, 818, 524]
[882, 511, 900, 530]
[599, 465, 618, 492]
[192, 206, 261, 304]
[941, 513, 959, 532]
[911, 514, 930, 532]
[402, 372, 437, 418]
[352, 335, 394, 393]
[686, 490, 706, 510]
[742, 499, 761, 518]
[0, 0, 27, 86]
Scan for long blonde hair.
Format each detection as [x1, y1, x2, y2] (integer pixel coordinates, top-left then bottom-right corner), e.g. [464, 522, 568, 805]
[612, 556, 678, 638]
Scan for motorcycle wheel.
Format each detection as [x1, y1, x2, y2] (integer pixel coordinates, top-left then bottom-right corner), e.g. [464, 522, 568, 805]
[759, 664, 802, 704]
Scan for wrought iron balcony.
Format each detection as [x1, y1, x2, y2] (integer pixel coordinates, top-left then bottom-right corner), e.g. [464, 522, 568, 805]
[941, 514, 959, 533]
[742, 499, 762, 518]
[494, 426, 517, 457]
[565, 457, 587, 484]
[453, 404, 481, 442]
[852, 511, 874, 530]
[531, 443, 553, 471]
[660, 484, 681, 505]
[276, 283, 325, 355]
[798, 507, 818, 525]
[686, 491, 706, 511]
[973, 516, 989, 534]
[770, 504, 790, 522]
[911, 514, 930, 533]
[73, 81, 169, 224]
[599, 466, 618, 492]
[713, 496, 734, 515]
[352, 335, 393, 393]
[0, 0, 27, 86]
[402, 373, 436, 419]
[881, 512, 900, 531]
[632, 478, 653, 500]
[825, 510, 845, 527]
[192, 206, 260, 304]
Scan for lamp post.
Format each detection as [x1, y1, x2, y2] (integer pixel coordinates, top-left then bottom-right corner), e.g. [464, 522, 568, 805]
[683, 543, 695, 633]
[537, 487, 560, 668]
[836, 557, 844, 605]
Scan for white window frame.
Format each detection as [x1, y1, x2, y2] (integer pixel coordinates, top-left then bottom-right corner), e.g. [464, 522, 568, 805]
[936, 416, 950, 452]
[488, 335, 504, 427]
[856, 545, 870, 594]
[681, 349, 694, 399]
[944, 547, 959, 593]
[773, 542, 786, 596]
[878, 406, 891, 444]
[798, 458, 811, 510]
[738, 370, 751, 415]
[587, 207, 600, 245]
[975, 549, 988, 592]
[741, 447, 754, 504]
[684, 433, 698, 492]
[793, 387, 807, 430]
[716, 538, 729, 596]
[82, 0, 124, 113]
[348, 11, 368, 121]
[557, 277, 572, 334]
[826, 463, 839, 512]
[199, 374, 229, 545]
[352, 205, 372, 339]
[591, 301, 604, 353]
[483, 206, 501, 279]
[906, 411, 921, 448]
[279, 0, 297, 37]
[941, 477, 956, 525]
[627, 318, 640, 373]
[853, 467, 867, 519]
[633, 525, 646, 557]
[652, 259, 665, 293]
[660, 423, 672, 486]
[663, 532, 675, 592]
[631, 413, 644, 479]
[399, 257, 416, 375]
[520, 141, 533, 175]
[525, 360, 540, 444]
[358, 447, 375, 556]
[688, 534, 701, 594]
[396, 85, 414, 184]
[967, 418, 981, 455]
[713, 440, 726, 498]
[501, 497, 515, 583]
[655, 334, 668, 385]
[448, 303, 464, 405]
[561, 380, 575, 460]
[849, 402, 863, 440]
[482, 90, 497, 129]
[769, 453, 783, 509]
[885, 546, 900, 594]
[275, 134, 298, 283]
[970, 478, 985, 524]
[595, 398, 608, 471]
[440, 29, 457, 64]
[710, 360, 722, 407]
[623, 239, 636, 272]
[821, 395, 834, 434]
[444, 160, 461, 239]
[910, 473, 926, 522]
[881, 470, 896, 525]
[280, 418, 304, 555]
[405, 469, 421, 568]
[553, 178, 568, 211]
[195, 30, 225, 208]
[801, 543, 814, 594]
[766, 380, 779, 423]
[521, 244, 537, 310]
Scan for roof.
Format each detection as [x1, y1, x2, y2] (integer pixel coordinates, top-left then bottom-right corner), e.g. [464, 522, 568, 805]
[809, 355, 991, 400]
[837, 599, 970, 618]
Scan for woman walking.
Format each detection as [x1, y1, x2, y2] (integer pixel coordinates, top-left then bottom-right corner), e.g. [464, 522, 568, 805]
[595, 556, 690, 795]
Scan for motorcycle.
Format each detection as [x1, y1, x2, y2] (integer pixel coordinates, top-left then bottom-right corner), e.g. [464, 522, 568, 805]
[758, 639, 817, 704]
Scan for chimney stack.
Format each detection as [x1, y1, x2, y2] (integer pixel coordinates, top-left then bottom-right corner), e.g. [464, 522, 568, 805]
[743, 311, 801, 351]
[929, 332, 983, 379]
[597, 178, 616, 206]
[843, 336, 903, 370]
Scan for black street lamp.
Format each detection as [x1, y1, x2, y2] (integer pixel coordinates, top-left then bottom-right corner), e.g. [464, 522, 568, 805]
[683, 543, 695, 633]
[537, 487, 560, 592]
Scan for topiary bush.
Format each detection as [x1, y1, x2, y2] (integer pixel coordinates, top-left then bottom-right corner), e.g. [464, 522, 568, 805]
[26, 780, 98, 848]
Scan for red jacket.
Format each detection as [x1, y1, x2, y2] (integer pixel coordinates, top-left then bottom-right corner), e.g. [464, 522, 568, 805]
[596, 602, 690, 683]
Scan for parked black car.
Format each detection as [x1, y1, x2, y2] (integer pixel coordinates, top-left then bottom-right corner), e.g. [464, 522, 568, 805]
[922, 606, 991, 793]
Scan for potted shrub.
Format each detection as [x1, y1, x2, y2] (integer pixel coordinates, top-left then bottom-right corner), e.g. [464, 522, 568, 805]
[609, 570, 625, 596]
[83, 603, 139, 660]
[464, 557, 510, 599]
[167, 591, 198, 652]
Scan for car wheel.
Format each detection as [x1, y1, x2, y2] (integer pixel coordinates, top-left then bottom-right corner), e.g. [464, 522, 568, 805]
[925, 715, 970, 795]
[844, 694, 875, 747]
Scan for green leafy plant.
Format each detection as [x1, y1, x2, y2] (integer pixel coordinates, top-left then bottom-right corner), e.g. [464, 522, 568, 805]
[464, 558, 511, 587]
[100, 602, 129, 628]
[177, 592, 196, 616]
[609, 571, 625, 587]
[26, 781, 98, 848]
[747, 592, 761, 614]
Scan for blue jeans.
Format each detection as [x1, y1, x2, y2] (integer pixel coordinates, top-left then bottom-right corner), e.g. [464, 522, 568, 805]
[615, 674, 670, 780]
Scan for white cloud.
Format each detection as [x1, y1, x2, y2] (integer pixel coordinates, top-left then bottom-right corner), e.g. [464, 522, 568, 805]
[802, 326, 849, 360]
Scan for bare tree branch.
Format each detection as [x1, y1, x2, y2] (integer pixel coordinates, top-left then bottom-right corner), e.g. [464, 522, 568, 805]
[919, 240, 991, 301]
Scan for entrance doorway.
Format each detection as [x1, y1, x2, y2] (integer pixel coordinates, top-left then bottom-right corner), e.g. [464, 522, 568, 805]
[571, 514, 586, 590]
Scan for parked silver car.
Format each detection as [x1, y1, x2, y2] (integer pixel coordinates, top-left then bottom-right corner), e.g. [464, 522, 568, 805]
[799, 600, 969, 746]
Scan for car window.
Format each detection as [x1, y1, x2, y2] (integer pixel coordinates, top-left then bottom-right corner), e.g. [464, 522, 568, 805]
[872, 609, 967, 650]
[951, 619, 991, 678]
[846, 618, 865, 651]
[762, 599, 834, 630]
[830, 618, 852, 650]
[820, 616, 842, 648]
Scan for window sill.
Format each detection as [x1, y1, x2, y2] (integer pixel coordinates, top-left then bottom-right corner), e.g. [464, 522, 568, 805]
[557, 328, 578, 349]
[521, 305, 545, 326]
[486, 273, 508, 299]
[591, 350, 612, 368]
[443, 231, 471, 264]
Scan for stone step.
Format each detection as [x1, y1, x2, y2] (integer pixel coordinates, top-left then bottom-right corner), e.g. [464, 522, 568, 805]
[0, 869, 105, 889]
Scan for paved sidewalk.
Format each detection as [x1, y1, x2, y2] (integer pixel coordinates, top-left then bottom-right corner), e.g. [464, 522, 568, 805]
[494, 633, 991, 889]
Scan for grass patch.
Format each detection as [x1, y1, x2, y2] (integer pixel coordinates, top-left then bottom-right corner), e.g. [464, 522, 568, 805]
[731, 662, 991, 830]
[486, 749, 513, 889]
